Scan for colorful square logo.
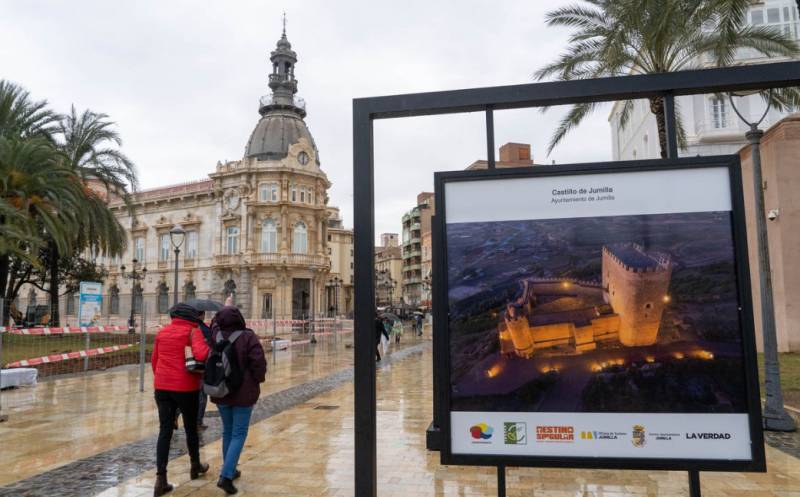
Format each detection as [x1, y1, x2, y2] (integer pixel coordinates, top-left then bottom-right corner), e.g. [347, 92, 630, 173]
[504, 422, 527, 445]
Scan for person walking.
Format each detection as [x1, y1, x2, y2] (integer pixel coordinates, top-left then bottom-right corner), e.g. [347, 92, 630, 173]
[211, 306, 267, 495]
[152, 303, 211, 496]
[196, 314, 214, 431]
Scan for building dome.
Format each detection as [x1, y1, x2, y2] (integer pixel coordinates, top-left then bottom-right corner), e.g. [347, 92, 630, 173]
[244, 109, 319, 162]
[243, 24, 319, 164]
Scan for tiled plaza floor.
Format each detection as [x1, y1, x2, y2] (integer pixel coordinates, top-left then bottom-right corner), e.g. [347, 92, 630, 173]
[1, 330, 799, 497]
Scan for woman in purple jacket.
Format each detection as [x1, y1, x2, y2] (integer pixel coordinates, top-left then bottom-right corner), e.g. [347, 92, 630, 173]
[211, 306, 267, 495]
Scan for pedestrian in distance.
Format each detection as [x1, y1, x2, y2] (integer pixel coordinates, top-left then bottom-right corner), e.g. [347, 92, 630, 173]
[416, 313, 424, 337]
[375, 317, 384, 361]
[196, 311, 215, 432]
[207, 306, 267, 495]
[151, 303, 211, 497]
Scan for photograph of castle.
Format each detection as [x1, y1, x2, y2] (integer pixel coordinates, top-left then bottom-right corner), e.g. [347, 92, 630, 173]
[447, 211, 749, 414]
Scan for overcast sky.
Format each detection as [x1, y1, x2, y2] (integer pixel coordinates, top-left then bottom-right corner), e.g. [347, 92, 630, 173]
[1, 0, 617, 241]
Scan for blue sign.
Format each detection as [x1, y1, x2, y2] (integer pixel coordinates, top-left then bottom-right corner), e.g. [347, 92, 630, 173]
[78, 281, 103, 327]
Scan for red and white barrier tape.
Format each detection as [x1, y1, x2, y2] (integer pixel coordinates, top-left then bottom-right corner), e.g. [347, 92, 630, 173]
[4, 343, 136, 368]
[0, 325, 130, 336]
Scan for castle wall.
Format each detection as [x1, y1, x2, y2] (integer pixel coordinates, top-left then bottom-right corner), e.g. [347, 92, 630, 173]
[602, 248, 672, 346]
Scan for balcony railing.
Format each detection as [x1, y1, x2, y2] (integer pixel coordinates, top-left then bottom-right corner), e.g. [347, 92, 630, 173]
[403, 250, 421, 259]
[214, 254, 239, 266]
[249, 252, 328, 268]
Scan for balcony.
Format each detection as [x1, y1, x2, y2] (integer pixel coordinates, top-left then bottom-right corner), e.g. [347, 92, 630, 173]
[157, 260, 168, 270]
[214, 254, 240, 267]
[406, 263, 422, 271]
[411, 222, 421, 231]
[403, 249, 421, 259]
[249, 252, 328, 268]
[183, 258, 195, 268]
[694, 112, 743, 142]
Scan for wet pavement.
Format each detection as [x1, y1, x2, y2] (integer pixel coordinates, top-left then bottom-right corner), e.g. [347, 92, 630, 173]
[0, 329, 799, 497]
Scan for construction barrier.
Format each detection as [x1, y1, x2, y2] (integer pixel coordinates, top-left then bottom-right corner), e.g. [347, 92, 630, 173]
[4, 344, 135, 368]
[0, 325, 130, 336]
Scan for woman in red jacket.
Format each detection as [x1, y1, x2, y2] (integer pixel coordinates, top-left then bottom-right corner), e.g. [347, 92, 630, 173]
[151, 303, 211, 496]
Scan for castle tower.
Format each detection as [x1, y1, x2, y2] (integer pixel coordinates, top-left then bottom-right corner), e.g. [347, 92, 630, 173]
[504, 304, 535, 357]
[602, 243, 672, 346]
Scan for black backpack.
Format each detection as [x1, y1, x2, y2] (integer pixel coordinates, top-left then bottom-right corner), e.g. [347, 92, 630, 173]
[203, 330, 244, 398]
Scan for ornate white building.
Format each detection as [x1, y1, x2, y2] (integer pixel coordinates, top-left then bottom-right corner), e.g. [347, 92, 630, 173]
[610, 0, 799, 160]
[34, 28, 354, 323]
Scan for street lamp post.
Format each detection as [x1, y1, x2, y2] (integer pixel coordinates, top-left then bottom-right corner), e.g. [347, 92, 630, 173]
[729, 91, 796, 432]
[120, 259, 147, 334]
[169, 225, 185, 306]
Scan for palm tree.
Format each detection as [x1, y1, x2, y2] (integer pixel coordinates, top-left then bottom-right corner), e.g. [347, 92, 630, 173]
[0, 80, 60, 140]
[0, 81, 61, 322]
[43, 107, 137, 324]
[535, 0, 800, 157]
[0, 136, 87, 324]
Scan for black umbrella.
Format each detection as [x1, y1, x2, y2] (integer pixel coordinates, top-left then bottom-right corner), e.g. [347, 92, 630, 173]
[185, 299, 224, 312]
[379, 312, 401, 323]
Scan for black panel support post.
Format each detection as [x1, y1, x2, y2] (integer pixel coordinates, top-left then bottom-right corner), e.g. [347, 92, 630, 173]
[353, 101, 377, 497]
[689, 470, 702, 497]
[664, 93, 679, 159]
[486, 107, 496, 169]
[497, 465, 506, 497]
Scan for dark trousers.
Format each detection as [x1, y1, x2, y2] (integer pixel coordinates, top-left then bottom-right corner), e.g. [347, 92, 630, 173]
[155, 389, 201, 474]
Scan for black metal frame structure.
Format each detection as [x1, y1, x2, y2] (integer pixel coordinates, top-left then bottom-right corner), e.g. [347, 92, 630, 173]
[352, 60, 800, 497]
[434, 155, 765, 472]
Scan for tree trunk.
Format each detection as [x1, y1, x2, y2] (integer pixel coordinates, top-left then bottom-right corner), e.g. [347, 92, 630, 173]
[48, 241, 60, 326]
[649, 96, 668, 159]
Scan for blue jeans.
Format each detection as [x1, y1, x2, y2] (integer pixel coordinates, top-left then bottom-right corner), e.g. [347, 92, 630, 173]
[217, 404, 254, 479]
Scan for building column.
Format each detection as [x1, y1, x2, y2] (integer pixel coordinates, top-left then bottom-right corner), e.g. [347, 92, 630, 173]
[280, 205, 288, 252]
[316, 214, 324, 255]
[239, 268, 251, 318]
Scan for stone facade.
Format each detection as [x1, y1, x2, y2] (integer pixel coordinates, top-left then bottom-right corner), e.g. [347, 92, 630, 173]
[20, 27, 353, 323]
[740, 114, 800, 352]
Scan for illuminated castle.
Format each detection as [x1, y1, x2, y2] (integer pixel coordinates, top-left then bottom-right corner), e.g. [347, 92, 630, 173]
[602, 243, 673, 346]
[499, 243, 672, 357]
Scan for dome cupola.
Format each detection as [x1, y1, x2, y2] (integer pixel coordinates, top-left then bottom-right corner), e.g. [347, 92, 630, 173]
[244, 16, 319, 163]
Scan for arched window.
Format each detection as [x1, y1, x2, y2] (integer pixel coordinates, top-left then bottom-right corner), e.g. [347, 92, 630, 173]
[184, 281, 196, 301]
[133, 284, 143, 314]
[293, 221, 308, 254]
[261, 219, 277, 252]
[157, 282, 169, 314]
[110, 285, 120, 315]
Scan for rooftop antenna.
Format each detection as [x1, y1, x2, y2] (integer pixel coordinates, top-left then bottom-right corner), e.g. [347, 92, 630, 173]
[282, 12, 287, 36]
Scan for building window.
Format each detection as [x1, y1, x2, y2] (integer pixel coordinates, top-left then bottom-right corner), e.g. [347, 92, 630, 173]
[261, 219, 277, 252]
[110, 285, 120, 314]
[186, 231, 198, 259]
[184, 281, 196, 301]
[260, 183, 279, 202]
[133, 284, 143, 314]
[300, 187, 306, 203]
[751, 9, 764, 25]
[261, 293, 273, 319]
[226, 226, 239, 254]
[134, 237, 145, 262]
[293, 221, 308, 254]
[291, 185, 297, 202]
[157, 282, 169, 314]
[309, 190, 314, 204]
[160, 234, 170, 261]
[65, 291, 75, 315]
[711, 96, 727, 129]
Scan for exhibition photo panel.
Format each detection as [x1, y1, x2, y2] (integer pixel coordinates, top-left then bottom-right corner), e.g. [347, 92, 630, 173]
[438, 159, 763, 469]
